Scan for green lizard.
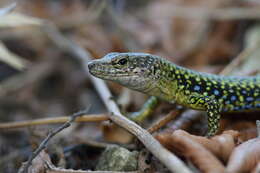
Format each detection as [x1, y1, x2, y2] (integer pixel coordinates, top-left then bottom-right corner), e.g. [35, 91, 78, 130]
[88, 52, 260, 136]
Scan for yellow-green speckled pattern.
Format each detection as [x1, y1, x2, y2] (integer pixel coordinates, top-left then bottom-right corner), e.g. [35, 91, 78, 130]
[88, 52, 260, 136]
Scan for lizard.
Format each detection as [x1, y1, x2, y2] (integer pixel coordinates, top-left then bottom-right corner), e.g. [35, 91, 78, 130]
[88, 52, 260, 136]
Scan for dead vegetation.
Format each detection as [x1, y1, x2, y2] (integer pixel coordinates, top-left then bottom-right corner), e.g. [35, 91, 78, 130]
[0, 0, 260, 173]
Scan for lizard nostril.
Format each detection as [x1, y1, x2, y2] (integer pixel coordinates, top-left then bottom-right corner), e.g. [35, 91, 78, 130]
[88, 61, 95, 70]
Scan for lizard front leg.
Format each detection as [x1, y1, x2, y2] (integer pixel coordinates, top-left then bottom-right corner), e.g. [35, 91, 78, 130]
[129, 96, 159, 123]
[205, 98, 221, 137]
[188, 94, 221, 137]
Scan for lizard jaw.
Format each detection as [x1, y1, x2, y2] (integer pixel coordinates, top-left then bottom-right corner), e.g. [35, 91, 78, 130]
[88, 61, 154, 92]
[88, 61, 134, 79]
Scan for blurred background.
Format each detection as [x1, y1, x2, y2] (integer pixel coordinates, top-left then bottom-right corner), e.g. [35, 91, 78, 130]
[0, 0, 260, 172]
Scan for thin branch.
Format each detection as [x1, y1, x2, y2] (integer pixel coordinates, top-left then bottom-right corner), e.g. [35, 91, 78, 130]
[147, 110, 182, 133]
[256, 120, 260, 138]
[42, 23, 192, 173]
[0, 114, 108, 129]
[48, 170, 138, 173]
[219, 46, 258, 75]
[150, 5, 260, 20]
[46, 159, 138, 173]
[168, 110, 202, 133]
[0, 2, 16, 16]
[19, 107, 90, 173]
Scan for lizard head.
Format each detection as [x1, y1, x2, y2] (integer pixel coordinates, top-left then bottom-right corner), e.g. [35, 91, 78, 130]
[88, 52, 160, 91]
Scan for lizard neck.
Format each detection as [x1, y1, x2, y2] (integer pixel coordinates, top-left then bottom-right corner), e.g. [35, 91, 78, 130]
[145, 58, 182, 103]
[148, 58, 204, 105]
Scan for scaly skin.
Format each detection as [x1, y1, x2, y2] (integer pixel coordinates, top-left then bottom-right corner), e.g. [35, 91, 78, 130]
[88, 52, 260, 136]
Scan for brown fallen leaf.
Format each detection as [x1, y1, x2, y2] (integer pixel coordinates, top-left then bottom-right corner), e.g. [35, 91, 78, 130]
[185, 130, 239, 162]
[156, 130, 225, 173]
[227, 137, 260, 173]
[157, 130, 239, 163]
[252, 162, 260, 173]
[102, 121, 133, 144]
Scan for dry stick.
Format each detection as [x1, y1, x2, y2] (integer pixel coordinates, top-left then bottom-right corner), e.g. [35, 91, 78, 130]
[42, 23, 192, 173]
[48, 169, 138, 173]
[46, 160, 138, 173]
[155, 6, 260, 20]
[256, 120, 260, 138]
[46, 159, 138, 173]
[219, 46, 257, 75]
[147, 110, 183, 133]
[19, 108, 90, 173]
[0, 114, 108, 129]
[0, 2, 16, 16]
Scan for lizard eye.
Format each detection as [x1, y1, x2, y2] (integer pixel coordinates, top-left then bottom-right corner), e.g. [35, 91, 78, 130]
[118, 58, 128, 65]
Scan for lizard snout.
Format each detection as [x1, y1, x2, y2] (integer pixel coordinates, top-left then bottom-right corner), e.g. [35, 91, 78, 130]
[88, 61, 95, 70]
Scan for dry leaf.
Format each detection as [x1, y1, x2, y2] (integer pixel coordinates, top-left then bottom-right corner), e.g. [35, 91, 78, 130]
[156, 130, 226, 173]
[227, 137, 260, 173]
[0, 12, 43, 27]
[0, 42, 28, 70]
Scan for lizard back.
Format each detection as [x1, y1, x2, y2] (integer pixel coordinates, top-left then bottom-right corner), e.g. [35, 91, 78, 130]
[169, 64, 260, 112]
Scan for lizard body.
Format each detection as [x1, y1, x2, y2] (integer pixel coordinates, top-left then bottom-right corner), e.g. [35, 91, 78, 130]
[88, 52, 260, 136]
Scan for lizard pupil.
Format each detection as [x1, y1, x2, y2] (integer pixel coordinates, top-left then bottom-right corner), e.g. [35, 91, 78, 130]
[118, 58, 127, 65]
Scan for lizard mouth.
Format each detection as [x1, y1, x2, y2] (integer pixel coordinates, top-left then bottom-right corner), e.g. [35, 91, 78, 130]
[90, 69, 131, 78]
[88, 62, 132, 78]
